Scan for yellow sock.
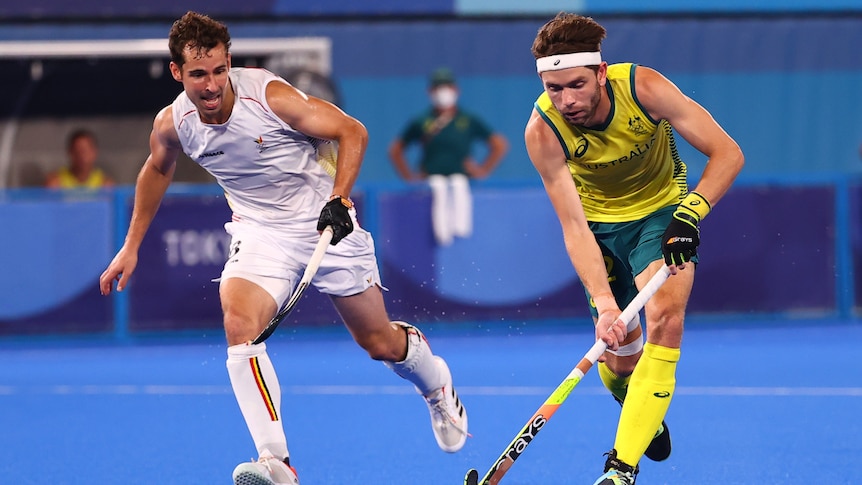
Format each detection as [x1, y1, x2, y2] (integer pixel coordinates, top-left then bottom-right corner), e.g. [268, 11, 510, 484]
[613, 343, 680, 467]
[597, 362, 630, 402]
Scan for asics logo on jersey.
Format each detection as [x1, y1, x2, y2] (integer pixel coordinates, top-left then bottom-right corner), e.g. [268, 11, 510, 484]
[574, 136, 589, 158]
[198, 150, 224, 160]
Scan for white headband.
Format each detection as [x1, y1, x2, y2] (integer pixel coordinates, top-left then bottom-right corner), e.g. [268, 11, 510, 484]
[536, 51, 602, 73]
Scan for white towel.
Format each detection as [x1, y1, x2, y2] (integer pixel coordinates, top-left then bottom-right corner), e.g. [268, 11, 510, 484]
[428, 173, 473, 246]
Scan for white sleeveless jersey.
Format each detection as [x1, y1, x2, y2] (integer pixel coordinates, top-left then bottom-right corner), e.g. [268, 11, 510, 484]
[172, 67, 336, 226]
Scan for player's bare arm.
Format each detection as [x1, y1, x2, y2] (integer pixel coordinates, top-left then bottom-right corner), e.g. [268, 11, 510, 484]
[266, 81, 368, 199]
[99, 107, 180, 295]
[525, 110, 626, 348]
[634, 66, 744, 205]
[465, 133, 508, 179]
[388, 139, 419, 181]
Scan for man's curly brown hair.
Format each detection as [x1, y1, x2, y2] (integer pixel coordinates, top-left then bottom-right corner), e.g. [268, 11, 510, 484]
[531, 13, 606, 60]
[168, 11, 232, 67]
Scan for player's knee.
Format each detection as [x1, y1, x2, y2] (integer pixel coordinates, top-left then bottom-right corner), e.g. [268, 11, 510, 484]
[603, 353, 639, 377]
[356, 328, 406, 362]
[361, 339, 402, 362]
[222, 311, 257, 346]
[646, 311, 684, 345]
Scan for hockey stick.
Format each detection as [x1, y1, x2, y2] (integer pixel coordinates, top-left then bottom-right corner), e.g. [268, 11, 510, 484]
[464, 265, 672, 485]
[250, 226, 334, 345]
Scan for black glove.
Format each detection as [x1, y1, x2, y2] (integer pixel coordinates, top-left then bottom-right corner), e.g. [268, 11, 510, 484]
[661, 212, 700, 266]
[662, 192, 711, 266]
[318, 196, 354, 245]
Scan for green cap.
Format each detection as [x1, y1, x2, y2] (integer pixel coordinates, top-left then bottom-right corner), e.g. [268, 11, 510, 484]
[429, 67, 456, 87]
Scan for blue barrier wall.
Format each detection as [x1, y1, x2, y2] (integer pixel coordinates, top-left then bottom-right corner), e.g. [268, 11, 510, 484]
[0, 192, 113, 335]
[1, 181, 858, 337]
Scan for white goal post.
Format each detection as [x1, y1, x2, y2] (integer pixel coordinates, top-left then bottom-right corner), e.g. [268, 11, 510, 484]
[0, 37, 331, 74]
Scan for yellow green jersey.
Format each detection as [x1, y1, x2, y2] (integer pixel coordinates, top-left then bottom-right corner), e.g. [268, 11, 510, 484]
[534, 63, 688, 223]
[54, 167, 110, 189]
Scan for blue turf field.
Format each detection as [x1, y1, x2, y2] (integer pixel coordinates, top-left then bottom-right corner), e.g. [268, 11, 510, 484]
[1, 319, 859, 484]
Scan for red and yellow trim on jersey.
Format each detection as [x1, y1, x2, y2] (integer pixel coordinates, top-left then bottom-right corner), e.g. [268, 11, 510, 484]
[249, 357, 279, 421]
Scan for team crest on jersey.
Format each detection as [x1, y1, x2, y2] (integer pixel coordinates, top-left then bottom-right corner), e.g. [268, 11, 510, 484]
[254, 136, 271, 153]
[628, 116, 650, 136]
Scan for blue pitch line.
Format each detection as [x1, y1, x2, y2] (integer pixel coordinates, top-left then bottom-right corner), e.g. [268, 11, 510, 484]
[1, 384, 861, 396]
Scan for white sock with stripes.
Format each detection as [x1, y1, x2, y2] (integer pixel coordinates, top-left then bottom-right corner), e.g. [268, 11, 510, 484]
[227, 342, 289, 460]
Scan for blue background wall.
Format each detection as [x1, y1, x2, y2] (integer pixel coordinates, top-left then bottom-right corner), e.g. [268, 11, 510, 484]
[2, 16, 861, 185]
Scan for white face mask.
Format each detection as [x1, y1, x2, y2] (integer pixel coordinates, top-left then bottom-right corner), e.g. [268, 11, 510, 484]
[431, 86, 458, 109]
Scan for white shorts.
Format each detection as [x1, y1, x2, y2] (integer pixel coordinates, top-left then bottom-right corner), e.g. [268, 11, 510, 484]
[219, 218, 383, 306]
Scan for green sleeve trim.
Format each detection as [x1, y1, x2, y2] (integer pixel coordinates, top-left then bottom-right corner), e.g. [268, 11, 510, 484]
[629, 63, 660, 126]
[533, 102, 571, 160]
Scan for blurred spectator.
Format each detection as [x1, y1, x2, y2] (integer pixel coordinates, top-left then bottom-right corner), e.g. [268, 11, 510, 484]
[389, 67, 508, 246]
[45, 129, 115, 189]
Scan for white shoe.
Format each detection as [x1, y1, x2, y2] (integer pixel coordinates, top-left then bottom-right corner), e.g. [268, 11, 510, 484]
[422, 356, 469, 453]
[232, 450, 299, 485]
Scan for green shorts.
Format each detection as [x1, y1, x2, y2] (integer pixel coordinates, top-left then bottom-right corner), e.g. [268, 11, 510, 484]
[584, 205, 698, 317]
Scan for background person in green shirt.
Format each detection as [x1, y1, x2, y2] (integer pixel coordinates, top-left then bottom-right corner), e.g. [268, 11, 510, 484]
[389, 67, 508, 246]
